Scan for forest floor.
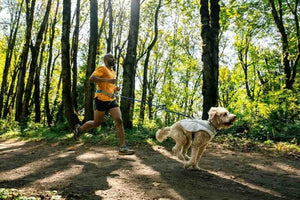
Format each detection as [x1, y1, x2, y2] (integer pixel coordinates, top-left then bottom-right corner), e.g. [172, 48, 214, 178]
[0, 139, 299, 200]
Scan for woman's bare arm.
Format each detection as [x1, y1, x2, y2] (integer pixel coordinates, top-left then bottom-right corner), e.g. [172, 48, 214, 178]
[89, 75, 116, 84]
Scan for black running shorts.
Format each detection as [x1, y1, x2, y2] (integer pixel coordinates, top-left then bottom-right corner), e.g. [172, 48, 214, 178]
[94, 98, 119, 111]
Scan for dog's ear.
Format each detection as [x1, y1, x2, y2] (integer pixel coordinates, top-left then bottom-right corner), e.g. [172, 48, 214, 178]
[208, 107, 218, 119]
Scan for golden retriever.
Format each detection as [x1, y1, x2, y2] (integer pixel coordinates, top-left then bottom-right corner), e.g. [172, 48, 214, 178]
[156, 107, 237, 170]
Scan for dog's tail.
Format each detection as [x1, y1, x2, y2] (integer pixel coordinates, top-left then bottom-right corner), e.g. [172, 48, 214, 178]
[156, 127, 171, 142]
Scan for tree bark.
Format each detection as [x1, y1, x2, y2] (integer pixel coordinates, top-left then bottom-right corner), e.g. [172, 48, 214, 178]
[22, 0, 52, 120]
[97, 0, 108, 61]
[61, 0, 80, 128]
[44, 0, 59, 126]
[114, 1, 127, 79]
[120, 0, 140, 128]
[201, 0, 220, 120]
[71, 0, 80, 112]
[268, 0, 299, 89]
[52, 71, 62, 119]
[2, 67, 19, 119]
[237, 36, 254, 100]
[139, 0, 161, 123]
[84, 0, 98, 122]
[15, 0, 36, 122]
[0, 0, 23, 118]
[107, 0, 113, 53]
[34, 22, 49, 123]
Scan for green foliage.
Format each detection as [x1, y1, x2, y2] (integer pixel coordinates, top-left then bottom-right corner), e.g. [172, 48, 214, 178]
[0, 188, 62, 200]
[215, 133, 299, 156]
[0, 119, 71, 142]
[219, 87, 300, 143]
[0, 35, 6, 78]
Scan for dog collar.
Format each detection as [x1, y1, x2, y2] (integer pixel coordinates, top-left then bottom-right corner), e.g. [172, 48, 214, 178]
[208, 119, 218, 131]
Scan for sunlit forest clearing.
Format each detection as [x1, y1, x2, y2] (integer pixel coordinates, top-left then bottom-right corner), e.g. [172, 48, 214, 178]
[0, 0, 299, 199]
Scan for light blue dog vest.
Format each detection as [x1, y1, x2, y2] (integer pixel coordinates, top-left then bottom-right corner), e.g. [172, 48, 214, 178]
[180, 119, 217, 138]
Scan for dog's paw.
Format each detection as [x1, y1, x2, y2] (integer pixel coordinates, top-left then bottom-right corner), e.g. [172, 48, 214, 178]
[184, 162, 192, 169]
[172, 147, 179, 154]
[191, 164, 201, 170]
[184, 162, 201, 170]
[177, 153, 185, 161]
[184, 155, 191, 160]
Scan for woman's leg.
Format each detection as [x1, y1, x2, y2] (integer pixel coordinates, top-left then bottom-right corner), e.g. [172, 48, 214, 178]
[108, 107, 125, 146]
[78, 110, 105, 132]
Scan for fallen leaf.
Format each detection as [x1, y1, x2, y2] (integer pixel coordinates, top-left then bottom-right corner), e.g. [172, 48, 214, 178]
[153, 182, 161, 187]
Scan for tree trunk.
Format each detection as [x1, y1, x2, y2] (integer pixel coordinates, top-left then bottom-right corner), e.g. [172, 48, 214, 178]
[107, 0, 113, 53]
[44, 0, 59, 126]
[139, 0, 161, 123]
[97, 0, 108, 61]
[0, 0, 23, 118]
[15, 0, 36, 122]
[114, 1, 126, 79]
[84, 0, 98, 122]
[71, 0, 80, 112]
[56, 102, 64, 123]
[22, 0, 52, 120]
[34, 24, 48, 123]
[120, 0, 140, 128]
[61, 0, 80, 128]
[148, 91, 154, 120]
[268, 0, 299, 89]
[201, 0, 220, 120]
[147, 48, 164, 120]
[238, 42, 254, 100]
[2, 67, 19, 119]
[243, 66, 254, 100]
[52, 71, 62, 119]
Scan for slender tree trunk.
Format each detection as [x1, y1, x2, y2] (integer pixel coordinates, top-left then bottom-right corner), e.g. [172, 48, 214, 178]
[44, 0, 59, 126]
[56, 102, 64, 123]
[22, 0, 52, 120]
[148, 90, 154, 120]
[238, 42, 254, 100]
[15, 0, 36, 122]
[34, 24, 48, 123]
[84, 0, 98, 122]
[97, 0, 107, 62]
[114, 1, 126, 79]
[120, 0, 140, 128]
[61, 0, 80, 128]
[71, 0, 80, 112]
[147, 49, 164, 120]
[52, 71, 62, 119]
[268, 0, 299, 89]
[3, 67, 19, 119]
[139, 0, 161, 123]
[34, 48, 44, 123]
[0, 0, 23, 118]
[201, 0, 220, 120]
[243, 66, 254, 100]
[107, 0, 113, 53]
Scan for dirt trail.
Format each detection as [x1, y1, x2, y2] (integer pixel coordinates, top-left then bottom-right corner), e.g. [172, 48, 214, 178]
[0, 140, 299, 200]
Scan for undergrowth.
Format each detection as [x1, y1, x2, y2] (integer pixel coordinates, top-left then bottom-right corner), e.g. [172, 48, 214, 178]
[0, 119, 299, 157]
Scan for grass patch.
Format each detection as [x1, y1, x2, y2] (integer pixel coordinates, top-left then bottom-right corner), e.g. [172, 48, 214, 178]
[1, 119, 298, 157]
[0, 188, 62, 200]
[214, 134, 300, 158]
[0, 120, 72, 142]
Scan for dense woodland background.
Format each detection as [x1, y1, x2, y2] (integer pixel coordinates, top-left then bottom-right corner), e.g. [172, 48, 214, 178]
[0, 0, 299, 146]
